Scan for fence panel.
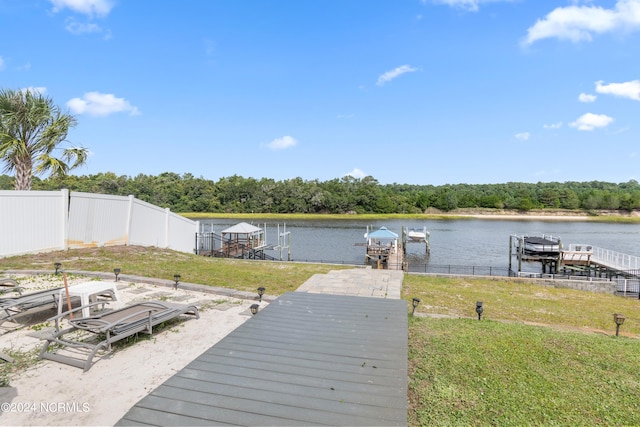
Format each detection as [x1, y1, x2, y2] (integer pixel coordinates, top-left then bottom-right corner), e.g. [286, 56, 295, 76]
[1, 190, 198, 257]
[167, 213, 199, 253]
[128, 198, 169, 248]
[0, 190, 67, 257]
[67, 192, 131, 248]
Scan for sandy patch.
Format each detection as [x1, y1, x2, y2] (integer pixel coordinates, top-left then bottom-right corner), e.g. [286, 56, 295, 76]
[0, 274, 258, 426]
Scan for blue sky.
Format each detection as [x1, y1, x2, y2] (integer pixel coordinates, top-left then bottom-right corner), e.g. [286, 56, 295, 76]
[1, 0, 639, 185]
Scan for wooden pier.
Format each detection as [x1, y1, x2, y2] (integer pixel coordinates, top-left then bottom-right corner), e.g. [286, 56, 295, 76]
[510, 234, 639, 279]
[365, 242, 404, 270]
[364, 226, 404, 270]
[560, 244, 640, 278]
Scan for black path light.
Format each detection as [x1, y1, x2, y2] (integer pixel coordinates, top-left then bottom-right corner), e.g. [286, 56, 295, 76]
[54, 262, 61, 275]
[257, 287, 265, 302]
[113, 268, 121, 282]
[475, 301, 484, 320]
[250, 304, 259, 315]
[411, 298, 421, 316]
[613, 313, 625, 337]
[173, 274, 181, 290]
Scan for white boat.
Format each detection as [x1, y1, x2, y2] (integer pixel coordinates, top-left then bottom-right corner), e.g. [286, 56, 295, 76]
[407, 227, 429, 242]
[522, 236, 560, 254]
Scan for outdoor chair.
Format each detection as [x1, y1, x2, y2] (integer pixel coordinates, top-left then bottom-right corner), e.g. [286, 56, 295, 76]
[39, 300, 199, 372]
[0, 287, 69, 327]
[0, 277, 22, 296]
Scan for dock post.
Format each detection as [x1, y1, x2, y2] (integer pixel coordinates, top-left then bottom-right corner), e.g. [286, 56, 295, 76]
[508, 235, 513, 273]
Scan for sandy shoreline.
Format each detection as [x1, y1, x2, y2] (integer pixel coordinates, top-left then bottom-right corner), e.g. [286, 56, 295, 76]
[426, 208, 640, 221]
[454, 214, 591, 221]
[0, 275, 259, 426]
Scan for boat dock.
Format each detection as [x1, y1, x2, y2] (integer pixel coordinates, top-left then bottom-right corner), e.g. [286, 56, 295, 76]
[366, 243, 404, 270]
[510, 234, 640, 279]
[364, 226, 404, 270]
[561, 244, 640, 277]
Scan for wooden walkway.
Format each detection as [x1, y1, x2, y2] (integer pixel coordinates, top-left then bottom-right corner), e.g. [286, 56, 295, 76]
[116, 291, 407, 426]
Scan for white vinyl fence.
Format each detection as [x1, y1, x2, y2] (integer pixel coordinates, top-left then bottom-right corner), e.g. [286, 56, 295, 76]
[0, 190, 199, 258]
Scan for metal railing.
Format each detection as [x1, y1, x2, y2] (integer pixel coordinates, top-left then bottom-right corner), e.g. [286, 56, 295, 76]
[406, 264, 510, 276]
[567, 244, 640, 271]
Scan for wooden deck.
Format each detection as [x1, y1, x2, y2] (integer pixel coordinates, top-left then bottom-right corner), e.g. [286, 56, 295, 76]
[366, 244, 404, 271]
[116, 292, 408, 426]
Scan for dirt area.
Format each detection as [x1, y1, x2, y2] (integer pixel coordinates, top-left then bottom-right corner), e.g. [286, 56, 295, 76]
[424, 207, 640, 219]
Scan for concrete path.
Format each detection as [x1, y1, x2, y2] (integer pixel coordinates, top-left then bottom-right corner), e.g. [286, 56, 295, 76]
[296, 267, 404, 299]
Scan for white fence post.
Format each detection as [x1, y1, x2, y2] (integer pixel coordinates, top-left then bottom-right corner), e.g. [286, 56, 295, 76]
[164, 208, 170, 249]
[61, 188, 69, 250]
[126, 195, 134, 245]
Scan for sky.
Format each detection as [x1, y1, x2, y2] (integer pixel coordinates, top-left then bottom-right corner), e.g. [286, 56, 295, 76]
[1, 0, 639, 186]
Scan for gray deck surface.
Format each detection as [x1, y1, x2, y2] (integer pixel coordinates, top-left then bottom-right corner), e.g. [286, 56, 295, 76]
[117, 291, 407, 426]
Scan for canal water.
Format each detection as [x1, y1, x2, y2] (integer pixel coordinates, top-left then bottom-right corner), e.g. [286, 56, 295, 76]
[196, 218, 640, 274]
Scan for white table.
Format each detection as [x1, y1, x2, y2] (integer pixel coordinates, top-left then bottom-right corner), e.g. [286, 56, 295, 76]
[57, 281, 121, 318]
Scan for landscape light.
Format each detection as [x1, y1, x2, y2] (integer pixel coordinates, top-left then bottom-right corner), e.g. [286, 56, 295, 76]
[613, 313, 625, 337]
[113, 268, 121, 282]
[412, 298, 420, 316]
[54, 262, 61, 275]
[475, 301, 484, 320]
[250, 304, 259, 315]
[257, 286, 265, 302]
[173, 274, 181, 290]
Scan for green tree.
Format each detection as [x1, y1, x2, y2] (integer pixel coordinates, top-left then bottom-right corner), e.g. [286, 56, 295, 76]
[0, 89, 87, 190]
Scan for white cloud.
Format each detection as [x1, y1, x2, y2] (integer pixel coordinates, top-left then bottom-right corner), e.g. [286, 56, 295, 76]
[578, 93, 597, 102]
[66, 92, 140, 117]
[544, 122, 563, 129]
[570, 112, 614, 131]
[50, 0, 114, 17]
[595, 79, 640, 101]
[523, 0, 640, 45]
[515, 132, 530, 141]
[0, 56, 4, 71]
[376, 65, 418, 86]
[345, 168, 367, 179]
[264, 136, 297, 150]
[428, 0, 512, 12]
[65, 19, 102, 35]
[613, 125, 631, 135]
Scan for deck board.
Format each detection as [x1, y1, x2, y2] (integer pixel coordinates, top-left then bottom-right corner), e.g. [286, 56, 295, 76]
[117, 292, 407, 426]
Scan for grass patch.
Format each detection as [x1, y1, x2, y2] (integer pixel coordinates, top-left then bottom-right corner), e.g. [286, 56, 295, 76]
[0, 246, 345, 296]
[405, 274, 640, 426]
[409, 317, 640, 426]
[403, 275, 640, 335]
[0, 348, 41, 387]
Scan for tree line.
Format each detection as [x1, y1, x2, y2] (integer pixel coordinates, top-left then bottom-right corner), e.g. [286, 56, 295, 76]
[2, 172, 639, 214]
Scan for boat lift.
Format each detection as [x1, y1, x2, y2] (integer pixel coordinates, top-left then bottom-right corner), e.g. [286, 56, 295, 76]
[273, 223, 291, 261]
[402, 226, 430, 254]
[509, 234, 562, 275]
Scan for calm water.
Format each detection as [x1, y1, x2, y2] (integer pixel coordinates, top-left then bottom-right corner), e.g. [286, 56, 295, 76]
[196, 218, 640, 273]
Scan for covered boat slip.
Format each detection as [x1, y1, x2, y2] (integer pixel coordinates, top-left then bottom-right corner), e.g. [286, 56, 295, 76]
[117, 292, 407, 426]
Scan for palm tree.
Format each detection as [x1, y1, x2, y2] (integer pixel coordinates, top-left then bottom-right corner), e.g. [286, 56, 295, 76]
[0, 88, 88, 190]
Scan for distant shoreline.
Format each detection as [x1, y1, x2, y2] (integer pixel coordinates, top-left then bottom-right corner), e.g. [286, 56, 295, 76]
[184, 209, 640, 223]
[441, 208, 640, 222]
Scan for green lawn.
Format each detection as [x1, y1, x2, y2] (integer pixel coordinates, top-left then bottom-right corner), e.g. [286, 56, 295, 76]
[404, 275, 640, 426]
